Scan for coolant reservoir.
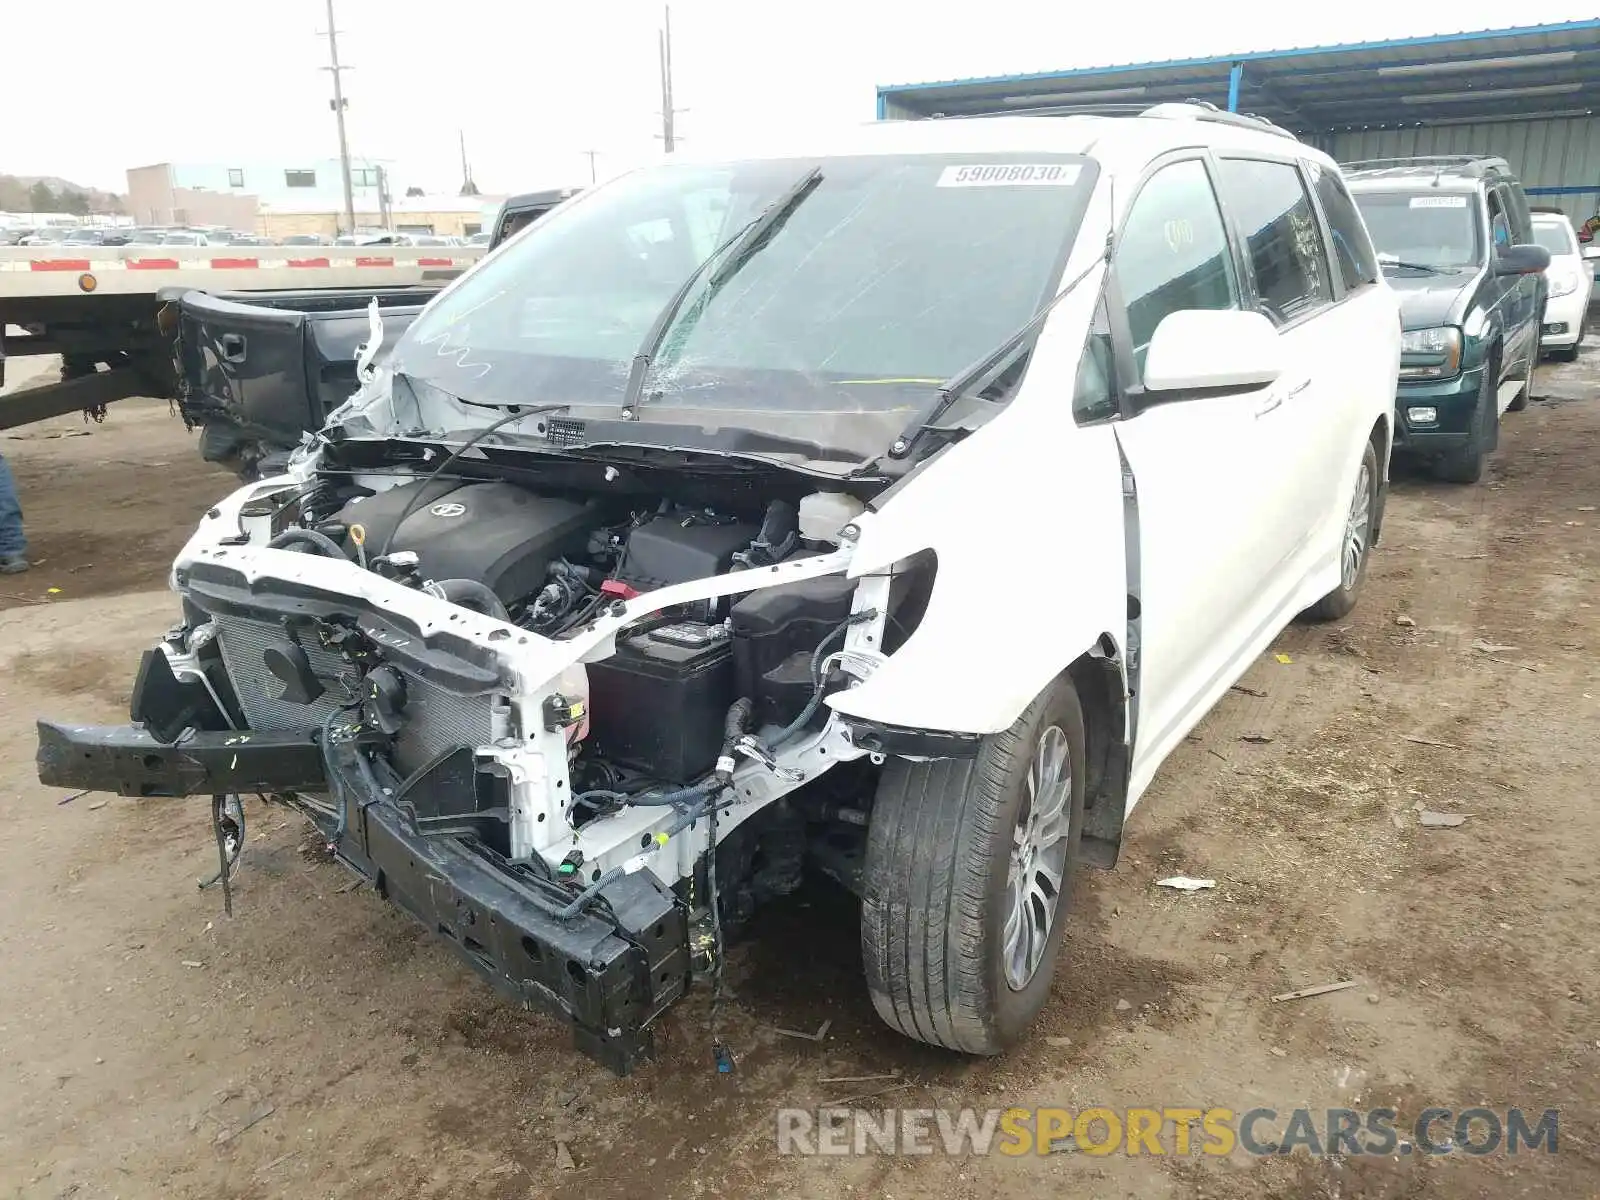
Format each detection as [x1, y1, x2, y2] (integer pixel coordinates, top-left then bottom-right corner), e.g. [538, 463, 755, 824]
[558, 662, 591, 744]
[798, 492, 866, 546]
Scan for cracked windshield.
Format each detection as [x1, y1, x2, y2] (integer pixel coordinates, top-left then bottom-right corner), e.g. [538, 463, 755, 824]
[393, 154, 1095, 448]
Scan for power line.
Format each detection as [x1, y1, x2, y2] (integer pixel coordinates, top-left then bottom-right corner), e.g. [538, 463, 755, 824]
[318, 0, 357, 236]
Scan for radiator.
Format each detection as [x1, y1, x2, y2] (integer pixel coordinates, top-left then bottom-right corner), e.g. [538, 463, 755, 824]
[213, 614, 495, 776]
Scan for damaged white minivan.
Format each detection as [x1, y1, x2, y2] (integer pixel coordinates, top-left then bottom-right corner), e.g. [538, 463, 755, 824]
[39, 104, 1401, 1073]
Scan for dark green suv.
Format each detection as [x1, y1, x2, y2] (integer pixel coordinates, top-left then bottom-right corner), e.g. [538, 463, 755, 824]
[1344, 156, 1550, 483]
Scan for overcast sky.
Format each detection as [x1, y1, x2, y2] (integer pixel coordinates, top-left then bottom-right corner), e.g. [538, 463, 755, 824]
[3, 0, 1591, 197]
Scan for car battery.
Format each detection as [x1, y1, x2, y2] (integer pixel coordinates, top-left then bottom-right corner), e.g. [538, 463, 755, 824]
[584, 621, 735, 783]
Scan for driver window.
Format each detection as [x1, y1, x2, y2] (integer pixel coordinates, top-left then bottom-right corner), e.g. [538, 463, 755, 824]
[1488, 191, 1511, 251]
[1113, 158, 1240, 384]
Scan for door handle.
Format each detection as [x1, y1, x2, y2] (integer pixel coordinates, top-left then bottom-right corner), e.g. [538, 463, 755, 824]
[1255, 377, 1309, 418]
[218, 333, 246, 363]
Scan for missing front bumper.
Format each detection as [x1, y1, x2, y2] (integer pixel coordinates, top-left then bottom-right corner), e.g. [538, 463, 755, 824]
[33, 717, 690, 1074]
[340, 801, 689, 1074]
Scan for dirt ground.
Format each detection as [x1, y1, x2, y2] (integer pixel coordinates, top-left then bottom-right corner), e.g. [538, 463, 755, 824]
[2, 355, 1597, 1200]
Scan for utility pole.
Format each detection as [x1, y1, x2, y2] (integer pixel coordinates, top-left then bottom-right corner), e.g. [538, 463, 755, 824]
[658, 5, 678, 153]
[581, 150, 600, 183]
[320, 0, 356, 236]
[376, 164, 392, 232]
[458, 130, 480, 196]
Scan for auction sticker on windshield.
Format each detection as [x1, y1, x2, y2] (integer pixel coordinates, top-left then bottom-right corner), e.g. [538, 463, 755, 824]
[1410, 196, 1469, 208]
[937, 164, 1083, 187]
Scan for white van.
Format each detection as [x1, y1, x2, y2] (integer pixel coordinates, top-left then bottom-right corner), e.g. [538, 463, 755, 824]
[42, 104, 1402, 1071]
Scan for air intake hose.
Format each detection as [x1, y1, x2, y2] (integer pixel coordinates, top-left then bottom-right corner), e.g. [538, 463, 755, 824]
[268, 527, 347, 558]
[425, 578, 510, 622]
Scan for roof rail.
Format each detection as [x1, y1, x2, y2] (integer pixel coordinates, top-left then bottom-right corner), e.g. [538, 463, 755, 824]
[928, 102, 1151, 120]
[1140, 100, 1297, 140]
[1341, 154, 1511, 177]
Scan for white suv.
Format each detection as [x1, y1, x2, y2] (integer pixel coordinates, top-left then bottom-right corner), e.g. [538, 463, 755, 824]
[41, 105, 1401, 1070]
[1533, 210, 1588, 361]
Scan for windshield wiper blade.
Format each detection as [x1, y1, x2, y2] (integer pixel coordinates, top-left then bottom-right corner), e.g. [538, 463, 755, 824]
[1379, 258, 1449, 274]
[886, 256, 1104, 460]
[618, 166, 824, 417]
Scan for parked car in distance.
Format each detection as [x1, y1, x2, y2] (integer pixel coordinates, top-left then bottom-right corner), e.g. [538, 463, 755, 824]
[126, 227, 170, 244]
[57, 228, 107, 245]
[280, 234, 330, 246]
[1345, 156, 1549, 484]
[48, 105, 1403, 1072]
[18, 228, 71, 245]
[1531, 210, 1588, 361]
[464, 231, 491, 246]
[159, 231, 211, 246]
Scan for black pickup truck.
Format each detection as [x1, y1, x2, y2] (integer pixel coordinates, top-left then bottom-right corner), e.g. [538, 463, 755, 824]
[173, 188, 579, 477]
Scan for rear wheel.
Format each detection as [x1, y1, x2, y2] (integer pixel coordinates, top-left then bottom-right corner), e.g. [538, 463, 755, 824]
[1304, 441, 1379, 622]
[861, 677, 1086, 1055]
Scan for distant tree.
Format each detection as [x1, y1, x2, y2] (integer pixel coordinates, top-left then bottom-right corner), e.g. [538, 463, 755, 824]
[404, 185, 425, 197]
[58, 189, 91, 216]
[28, 180, 55, 211]
[100, 193, 126, 214]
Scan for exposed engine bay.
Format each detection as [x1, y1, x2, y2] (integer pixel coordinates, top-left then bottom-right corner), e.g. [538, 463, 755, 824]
[308, 476, 917, 795]
[67, 462, 933, 1071]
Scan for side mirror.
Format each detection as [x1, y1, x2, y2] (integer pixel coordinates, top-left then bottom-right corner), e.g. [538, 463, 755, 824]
[1142, 309, 1283, 396]
[1494, 243, 1551, 276]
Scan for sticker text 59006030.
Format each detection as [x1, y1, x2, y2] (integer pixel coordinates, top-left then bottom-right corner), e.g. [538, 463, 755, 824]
[937, 164, 1083, 188]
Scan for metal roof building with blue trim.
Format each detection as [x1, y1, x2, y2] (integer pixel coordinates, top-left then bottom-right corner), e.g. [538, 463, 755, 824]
[877, 21, 1600, 225]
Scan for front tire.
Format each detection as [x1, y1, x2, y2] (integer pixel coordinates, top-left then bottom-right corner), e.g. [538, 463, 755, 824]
[1434, 359, 1498, 484]
[861, 678, 1086, 1055]
[1304, 440, 1379, 622]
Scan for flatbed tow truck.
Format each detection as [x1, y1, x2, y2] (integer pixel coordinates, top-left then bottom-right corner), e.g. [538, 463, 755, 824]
[0, 188, 578, 469]
[0, 244, 481, 428]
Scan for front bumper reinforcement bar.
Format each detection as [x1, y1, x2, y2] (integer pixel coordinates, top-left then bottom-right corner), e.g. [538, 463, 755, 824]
[36, 720, 327, 796]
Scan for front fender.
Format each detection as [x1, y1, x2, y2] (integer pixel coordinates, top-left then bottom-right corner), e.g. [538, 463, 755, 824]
[831, 290, 1126, 736]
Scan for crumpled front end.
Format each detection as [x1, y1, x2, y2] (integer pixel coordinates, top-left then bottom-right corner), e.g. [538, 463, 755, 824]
[37, 468, 919, 1070]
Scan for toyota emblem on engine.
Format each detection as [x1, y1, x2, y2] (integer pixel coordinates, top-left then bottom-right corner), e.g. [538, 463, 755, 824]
[428, 502, 467, 518]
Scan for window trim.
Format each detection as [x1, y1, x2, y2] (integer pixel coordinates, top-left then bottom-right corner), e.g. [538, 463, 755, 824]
[1105, 148, 1252, 417]
[1214, 152, 1339, 333]
[1070, 293, 1122, 428]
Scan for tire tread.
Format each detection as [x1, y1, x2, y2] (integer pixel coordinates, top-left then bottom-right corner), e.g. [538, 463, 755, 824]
[862, 686, 1079, 1054]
